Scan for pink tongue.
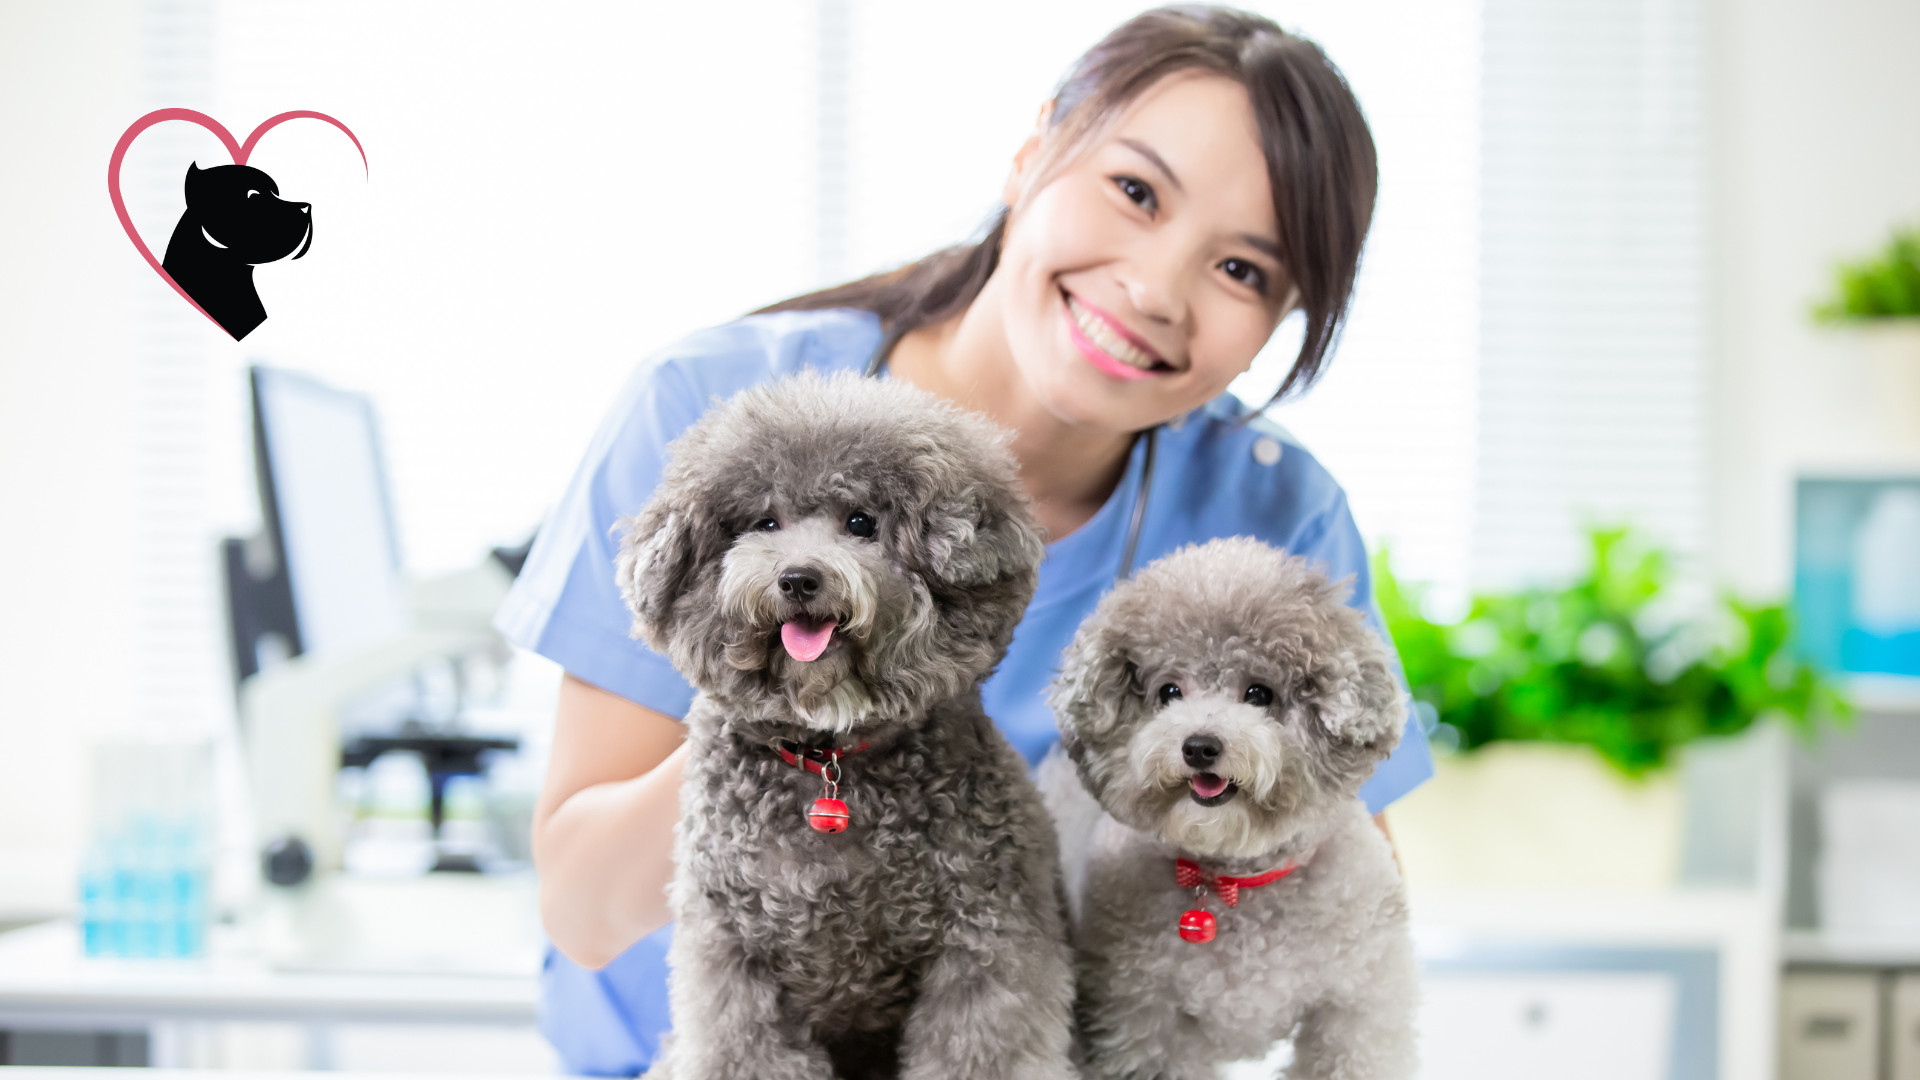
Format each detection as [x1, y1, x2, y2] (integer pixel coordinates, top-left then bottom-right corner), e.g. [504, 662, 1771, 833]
[1191, 773, 1229, 799]
[780, 619, 838, 662]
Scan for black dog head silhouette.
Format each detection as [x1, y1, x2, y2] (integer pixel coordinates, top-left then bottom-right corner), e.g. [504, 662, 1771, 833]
[160, 162, 313, 340]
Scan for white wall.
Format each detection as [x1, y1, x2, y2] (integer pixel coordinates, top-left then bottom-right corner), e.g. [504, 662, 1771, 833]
[1709, 0, 1920, 598]
[0, 0, 141, 916]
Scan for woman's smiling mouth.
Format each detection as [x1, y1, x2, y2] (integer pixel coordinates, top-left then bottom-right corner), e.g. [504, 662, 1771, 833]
[1063, 290, 1175, 380]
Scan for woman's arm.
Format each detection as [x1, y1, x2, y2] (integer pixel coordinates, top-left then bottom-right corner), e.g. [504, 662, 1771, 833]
[532, 673, 688, 969]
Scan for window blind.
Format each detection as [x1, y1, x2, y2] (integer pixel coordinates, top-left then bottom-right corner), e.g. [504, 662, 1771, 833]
[133, 0, 227, 735]
[1471, 0, 1711, 590]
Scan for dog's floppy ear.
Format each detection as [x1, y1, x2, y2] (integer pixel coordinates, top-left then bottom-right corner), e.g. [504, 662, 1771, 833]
[908, 406, 1044, 593]
[615, 500, 697, 652]
[1047, 617, 1143, 782]
[1301, 612, 1408, 752]
[925, 503, 1045, 590]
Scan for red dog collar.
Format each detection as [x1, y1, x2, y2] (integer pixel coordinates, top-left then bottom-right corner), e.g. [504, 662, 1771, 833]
[1174, 857, 1299, 907]
[770, 738, 870, 776]
[1174, 856, 1300, 943]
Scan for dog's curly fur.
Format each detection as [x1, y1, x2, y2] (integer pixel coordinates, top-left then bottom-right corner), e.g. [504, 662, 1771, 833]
[616, 371, 1075, 1080]
[1049, 538, 1418, 1080]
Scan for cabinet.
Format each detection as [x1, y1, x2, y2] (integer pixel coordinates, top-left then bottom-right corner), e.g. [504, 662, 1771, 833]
[1894, 974, 1920, 1080]
[1778, 972, 1878, 1080]
[1418, 971, 1676, 1080]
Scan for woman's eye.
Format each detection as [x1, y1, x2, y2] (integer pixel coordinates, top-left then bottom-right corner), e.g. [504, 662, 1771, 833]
[1156, 683, 1182, 706]
[1244, 684, 1274, 707]
[846, 512, 876, 539]
[1220, 258, 1269, 295]
[752, 517, 780, 532]
[1113, 175, 1157, 211]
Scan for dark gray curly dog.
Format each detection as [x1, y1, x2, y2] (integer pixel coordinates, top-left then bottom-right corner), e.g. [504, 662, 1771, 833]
[615, 371, 1076, 1080]
[1048, 538, 1418, 1080]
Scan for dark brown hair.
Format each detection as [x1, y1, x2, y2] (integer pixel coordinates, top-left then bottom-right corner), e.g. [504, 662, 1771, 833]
[756, 4, 1378, 405]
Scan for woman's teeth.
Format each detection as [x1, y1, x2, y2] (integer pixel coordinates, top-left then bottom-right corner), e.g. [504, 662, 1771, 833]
[1067, 296, 1160, 372]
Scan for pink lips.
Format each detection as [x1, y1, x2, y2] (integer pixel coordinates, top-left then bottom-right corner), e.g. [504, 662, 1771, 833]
[780, 618, 838, 662]
[1191, 773, 1230, 799]
[1062, 292, 1159, 382]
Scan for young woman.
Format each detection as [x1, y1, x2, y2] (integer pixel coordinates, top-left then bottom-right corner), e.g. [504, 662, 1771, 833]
[496, 6, 1434, 1074]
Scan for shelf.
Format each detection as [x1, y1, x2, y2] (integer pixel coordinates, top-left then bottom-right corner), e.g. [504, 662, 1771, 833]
[1783, 928, 1920, 968]
[1410, 884, 1779, 952]
[1846, 674, 1920, 715]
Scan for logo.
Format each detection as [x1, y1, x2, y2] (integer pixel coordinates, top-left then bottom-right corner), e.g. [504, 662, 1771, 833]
[109, 109, 366, 341]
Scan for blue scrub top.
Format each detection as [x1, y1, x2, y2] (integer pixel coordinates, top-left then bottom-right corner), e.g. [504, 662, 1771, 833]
[495, 307, 1435, 1077]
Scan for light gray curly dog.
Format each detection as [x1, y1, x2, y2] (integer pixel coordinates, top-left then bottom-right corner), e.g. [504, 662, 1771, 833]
[1049, 538, 1418, 1080]
[615, 371, 1076, 1080]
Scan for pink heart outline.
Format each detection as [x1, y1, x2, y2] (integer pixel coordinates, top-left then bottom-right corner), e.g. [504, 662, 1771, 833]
[108, 108, 368, 336]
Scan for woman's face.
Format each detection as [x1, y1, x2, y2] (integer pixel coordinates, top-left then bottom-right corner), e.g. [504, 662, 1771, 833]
[991, 70, 1292, 434]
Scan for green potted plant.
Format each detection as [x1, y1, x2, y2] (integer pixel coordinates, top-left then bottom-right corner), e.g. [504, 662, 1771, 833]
[1814, 224, 1920, 323]
[1375, 526, 1850, 889]
[1813, 222, 1920, 435]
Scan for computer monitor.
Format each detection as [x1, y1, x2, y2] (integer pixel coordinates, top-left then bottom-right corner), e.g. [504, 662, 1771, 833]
[224, 365, 408, 683]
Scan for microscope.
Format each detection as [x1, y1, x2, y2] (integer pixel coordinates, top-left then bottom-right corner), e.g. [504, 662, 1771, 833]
[223, 366, 528, 887]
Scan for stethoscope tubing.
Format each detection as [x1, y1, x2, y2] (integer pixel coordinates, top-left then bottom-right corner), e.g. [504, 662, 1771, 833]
[1116, 426, 1155, 582]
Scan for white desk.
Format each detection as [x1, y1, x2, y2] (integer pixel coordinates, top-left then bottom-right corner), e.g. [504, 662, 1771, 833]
[0, 874, 544, 1070]
[0, 1060, 560, 1068]
[0, 920, 538, 1028]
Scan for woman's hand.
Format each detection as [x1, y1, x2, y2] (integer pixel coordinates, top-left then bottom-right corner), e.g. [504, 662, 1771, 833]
[1374, 811, 1401, 874]
[531, 673, 688, 969]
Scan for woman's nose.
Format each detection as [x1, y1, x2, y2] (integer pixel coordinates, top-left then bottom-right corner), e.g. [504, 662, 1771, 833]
[1119, 258, 1187, 327]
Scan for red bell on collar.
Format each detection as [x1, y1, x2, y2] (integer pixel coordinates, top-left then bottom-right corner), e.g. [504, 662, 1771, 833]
[772, 740, 867, 834]
[808, 797, 850, 834]
[1177, 908, 1217, 943]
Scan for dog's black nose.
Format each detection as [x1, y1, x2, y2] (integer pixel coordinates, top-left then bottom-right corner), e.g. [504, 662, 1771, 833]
[1182, 735, 1223, 770]
[778, 567, 822, 600]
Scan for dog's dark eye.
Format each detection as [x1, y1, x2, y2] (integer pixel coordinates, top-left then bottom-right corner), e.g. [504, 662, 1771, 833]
[1156, 683, 1182, 706]
[752, 517, 780, 533]
[246, 189, 259, 198]
[1244, 684, 1274, 707]
[846, 512, 876, 539]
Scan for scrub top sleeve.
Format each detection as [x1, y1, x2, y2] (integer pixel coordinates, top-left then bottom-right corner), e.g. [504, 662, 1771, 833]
[493, 357, 705, 718]
[1296, 493, 1436, 815]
